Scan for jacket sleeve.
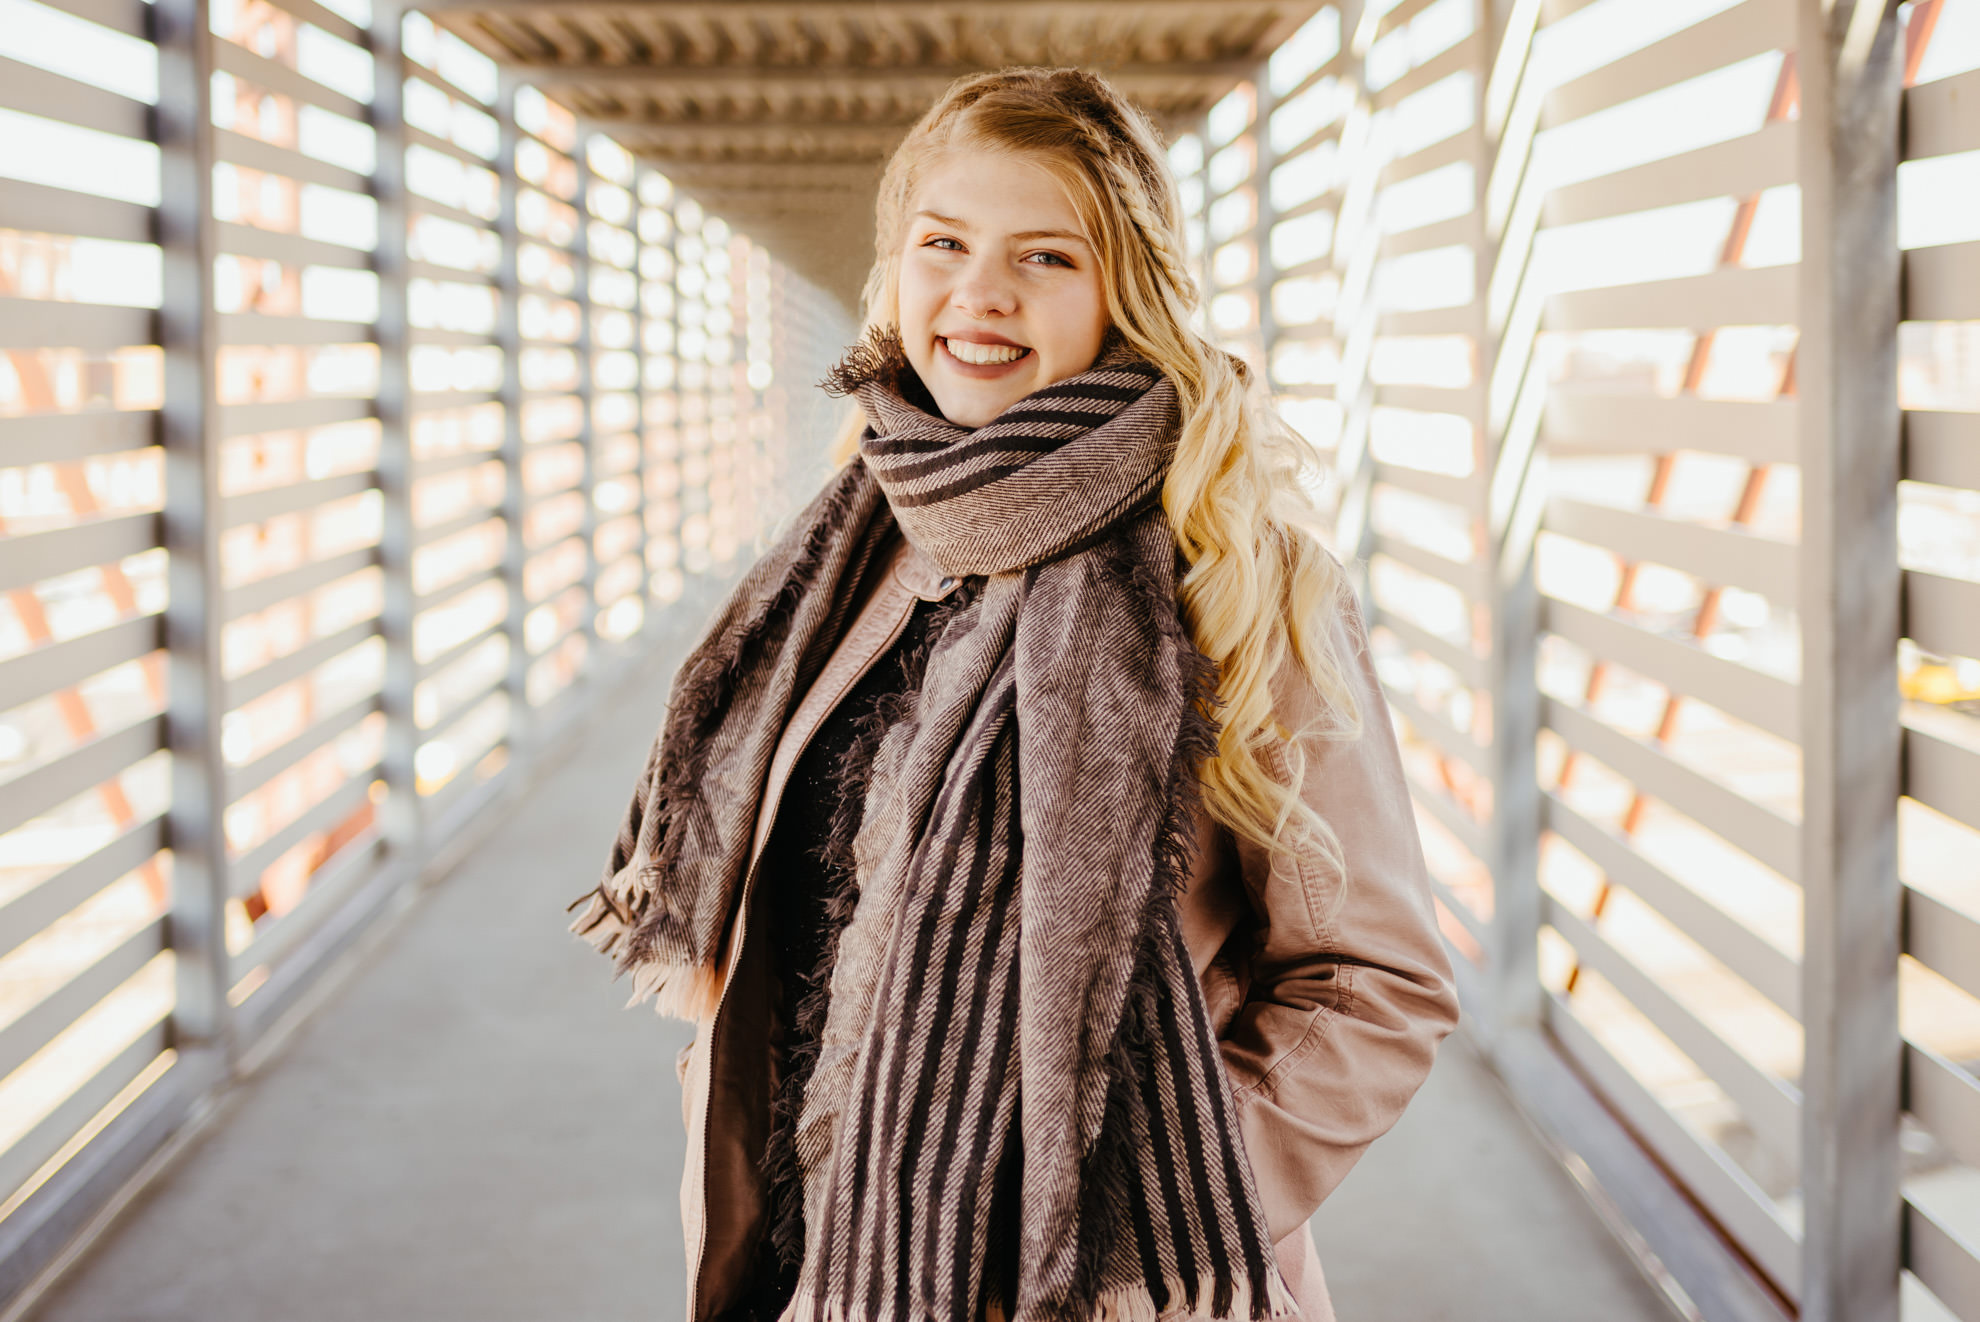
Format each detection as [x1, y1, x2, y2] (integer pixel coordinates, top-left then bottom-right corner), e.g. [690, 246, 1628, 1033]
[1217, 583, 1462, 1243]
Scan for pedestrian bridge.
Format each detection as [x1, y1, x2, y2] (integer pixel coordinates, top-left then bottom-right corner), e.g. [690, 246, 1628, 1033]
[0, 1, 1975, 1320]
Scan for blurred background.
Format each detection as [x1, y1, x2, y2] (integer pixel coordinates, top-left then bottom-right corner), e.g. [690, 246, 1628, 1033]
[0, 0, 1975, 1319]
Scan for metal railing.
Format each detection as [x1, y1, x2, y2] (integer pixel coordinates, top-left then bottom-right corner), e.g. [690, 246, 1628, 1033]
[1175, 0, 1980, 1318]
[0, 0, 850, 1305]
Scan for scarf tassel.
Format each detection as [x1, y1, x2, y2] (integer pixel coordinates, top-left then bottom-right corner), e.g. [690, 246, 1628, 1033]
[778, 1266, 1300, 1322]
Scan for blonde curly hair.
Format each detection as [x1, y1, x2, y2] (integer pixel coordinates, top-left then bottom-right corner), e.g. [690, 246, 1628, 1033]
[831, 66, 1363, 897]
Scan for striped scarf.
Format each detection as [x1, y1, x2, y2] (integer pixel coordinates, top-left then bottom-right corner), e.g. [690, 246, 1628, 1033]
[567, 329, 1296, 1322]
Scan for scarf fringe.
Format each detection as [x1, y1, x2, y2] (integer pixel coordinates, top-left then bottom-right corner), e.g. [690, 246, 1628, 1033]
[565, 891, 725, 1021]
[776, 1266, 1300, 1322]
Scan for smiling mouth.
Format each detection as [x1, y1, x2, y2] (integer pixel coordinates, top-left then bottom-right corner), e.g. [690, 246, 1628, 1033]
[940, 337, 1032, 367]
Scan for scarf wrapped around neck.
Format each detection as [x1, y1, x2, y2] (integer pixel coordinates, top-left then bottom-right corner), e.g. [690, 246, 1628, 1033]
[567, 329, 1297, 1322]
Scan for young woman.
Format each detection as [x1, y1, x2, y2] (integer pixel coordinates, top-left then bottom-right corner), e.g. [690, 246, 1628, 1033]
[566, 67, 1460, 1322]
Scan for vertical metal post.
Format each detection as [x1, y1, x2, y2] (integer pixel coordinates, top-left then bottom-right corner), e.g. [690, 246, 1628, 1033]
[1331, 0, 1377, 594]
[630, 169, 649, 622]
[573, 139, 599, 657]
[372, 1, 420, 853]
[1479, 0, 1545, 1048]
[1250, 75, 1279, 385]
[495, 75, 531, 749]
[156, 0, 232, 1075]
[1796, 1, 1904, 1318]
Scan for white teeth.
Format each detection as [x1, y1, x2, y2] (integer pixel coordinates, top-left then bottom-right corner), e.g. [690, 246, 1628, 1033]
[943, 338, 1028, 366]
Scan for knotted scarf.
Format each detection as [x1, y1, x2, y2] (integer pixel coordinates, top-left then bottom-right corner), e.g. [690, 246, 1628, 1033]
[567, 329, 1296, 1322]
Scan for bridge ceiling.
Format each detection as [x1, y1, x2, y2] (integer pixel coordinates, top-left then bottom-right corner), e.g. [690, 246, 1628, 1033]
[421, 0, 1317, 307]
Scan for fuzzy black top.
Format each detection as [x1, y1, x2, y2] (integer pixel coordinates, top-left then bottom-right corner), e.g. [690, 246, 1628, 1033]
[715, 556, 1020, 1322]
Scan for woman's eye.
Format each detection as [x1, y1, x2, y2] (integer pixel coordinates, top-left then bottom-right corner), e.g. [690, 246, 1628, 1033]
[926, 237, 963, 251]
[1025, 251, 1071, 268]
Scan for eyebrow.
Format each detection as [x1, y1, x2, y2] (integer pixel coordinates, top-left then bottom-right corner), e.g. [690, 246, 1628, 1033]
[913, 210, 1091, 245]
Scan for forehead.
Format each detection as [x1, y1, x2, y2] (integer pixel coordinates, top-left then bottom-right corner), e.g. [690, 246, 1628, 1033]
[908, 149, 1087, 235]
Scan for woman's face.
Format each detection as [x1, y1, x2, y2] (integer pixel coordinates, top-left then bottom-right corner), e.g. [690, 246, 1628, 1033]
[897, 149, 1112, 428]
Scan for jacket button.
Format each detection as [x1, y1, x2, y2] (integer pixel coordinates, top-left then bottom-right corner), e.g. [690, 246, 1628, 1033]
[938, 576, 956, 593]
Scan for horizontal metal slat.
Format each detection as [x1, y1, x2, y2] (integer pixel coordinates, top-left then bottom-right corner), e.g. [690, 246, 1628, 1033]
[1546, 265, 1797, 333]
[1408, 780, 1488, 859]
[405, 63, 488, 113]
[1545, 496, 1797, 602]
[216, 221, 371, 271]
[226, 692, 381, 803]
[415, 615, 505, 679]
[414, 447, 505, 480]
[1543, 893, 1800, 1149]
[217, 312, 374, 346]
[1386, 685, 1488, 775]
[1906, 570, 1980, 663]
[230, 766, 379, 894]
[1380, 306, 1476, 336]
[42, 0, 148, 38]
[1904, 713, 1980, 833]
[423, 564, 504, 615]
[1906, 885, 1980, 1004]
[264, 0, 365, 45]
[410, 195, 494, 230]
[404, 124, 489, 167]
[0, 56, 149, 139]
[1543, 597, 1799, 742]
[1906, 1042, 1980, 1173]
[0, 614, 161, 715]
[1374, 33, 1483, 111]
[0, 715, 164, 841]
[0, 815, 164, 964]
[1544, 697, 1800, 878]
[1543, 391, 1797, 464]
[0, 1014, 169, 1206]
[1544, 0, 1787, 126]
[212, 39, 368, 122]
[213, 129, 370, 194]
[1370, 533, 1486, 600]
[1546, 795, 1800, 1018]
[1369, 605, 1484, 686]
[1545, 995, 1802, 1292]
[1376, 384, 1480, 419]
[1372, 460, 1479, 513]
[415, 504, 502, 549]
[0, 178, 150, 244]
[1906, 240, 1980, 323]
[407, 261, 495, 287]
[231, 835, 385, 977]
[1906, 67, 1980, 160]
[0, 512, 161, 593]
[218, 395, 375, 442]
[411, 390, 499, 414]
[1380, 213, 1476, 260]
[409, 327, 498, 348]
[1427, 872, 1489, 947]
[225, 547, 378, 620]
[1906, 1198, 1980, 1322]
[0, 408, 156, 467]
[0, 917, 166, 1084]
[1544, 121, 1797, 229]
[226, 617, 381, 711]
[1906, 408, 1980, 491]
[1382, 129, 1475, 189]
[1375, 0, 1443, 38]
[0, 298, 153, 351]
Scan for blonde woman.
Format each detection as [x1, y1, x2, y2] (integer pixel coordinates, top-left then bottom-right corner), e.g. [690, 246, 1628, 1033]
[567, 66, 1460, 1322]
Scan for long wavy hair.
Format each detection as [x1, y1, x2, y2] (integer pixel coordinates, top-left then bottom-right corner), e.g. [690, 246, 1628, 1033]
[831, 66, 1363, 902]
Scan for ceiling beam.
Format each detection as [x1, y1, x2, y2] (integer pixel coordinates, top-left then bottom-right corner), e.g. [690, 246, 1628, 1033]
[520, 60, 1254, 89]
[416, 0, 1294, 17]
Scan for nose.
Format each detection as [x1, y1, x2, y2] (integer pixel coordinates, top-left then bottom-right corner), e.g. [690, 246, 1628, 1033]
[951, 254, 1016, 320]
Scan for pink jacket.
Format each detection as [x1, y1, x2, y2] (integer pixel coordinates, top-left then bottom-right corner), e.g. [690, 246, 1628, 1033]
[673, 530, 1461, 1320]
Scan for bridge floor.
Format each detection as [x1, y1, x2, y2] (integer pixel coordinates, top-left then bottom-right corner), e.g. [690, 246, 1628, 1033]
[26, 594, 1675, 1322]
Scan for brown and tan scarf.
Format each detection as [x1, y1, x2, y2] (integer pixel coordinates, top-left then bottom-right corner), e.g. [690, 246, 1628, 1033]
[567, 329, 1296, 1322]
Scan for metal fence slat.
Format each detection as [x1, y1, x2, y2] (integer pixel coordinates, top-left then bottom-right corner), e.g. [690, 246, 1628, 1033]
[1543, 121, 1797, 229]
[1903, 886, 1980, 1005]
[0, 56, 150, 139]
[1546, 265, 1797, 333]
[1545, 795, 1801, 1019]
[0, 512, 164, 597]
[1542, 391, 1797, 465]
[1904, 1198, 1980, 1322]
[1904, 240, 1980, 323]
[0, 299, 154, 352]
[213, 129, 372, 194]
[0, 1019, 169, 1207]
[228, 771, 378, 897]
[1904, 68, 1980, 161]
[1543, 0, 1788, 127]
[1542, 597, 1800, 742]
[211, 39, 368, 122]
[0, 615, 161, 716]
[0, 409, 157, 467]
[1905, 408, 1980, 492]
[0, 716, 165, 841]
[1902, 717, 1980, 834]
[0, 816, 165, 963]
[1542, 697, 1801, 878]
[223, 548, 379, 620]
[0, 179, 152, 244]
[1544, 496, 1797, 602]
[0, 920, 167, 1085]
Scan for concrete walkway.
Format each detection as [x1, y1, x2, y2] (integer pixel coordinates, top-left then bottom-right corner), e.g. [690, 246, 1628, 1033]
[26, 599, 1676, 1322]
